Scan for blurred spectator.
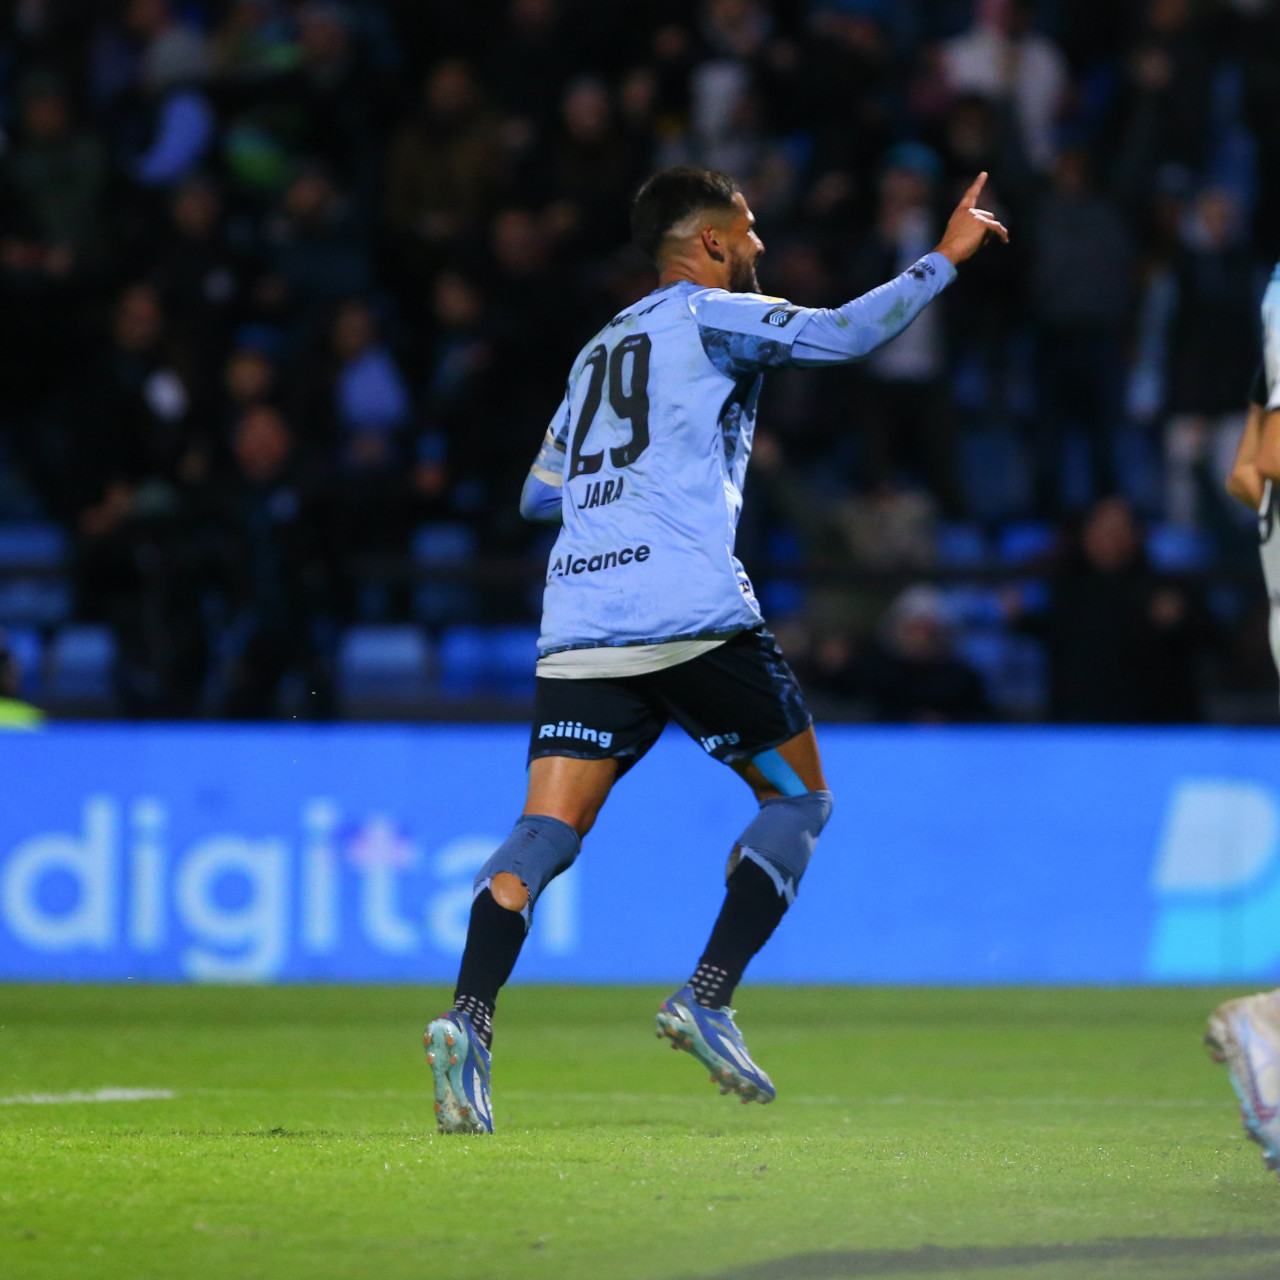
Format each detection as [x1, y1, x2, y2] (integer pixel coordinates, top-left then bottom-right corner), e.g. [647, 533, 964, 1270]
[67, 282, 193, 519]
[811, 585, 991, 723]
[941, 0, 1068, 173]
[216, 403, 334, 718]
[125, 0, 216, 187]
[1024, 496, 1211, 722]
[327, 297, 411, 468]
[386, 60, 503, 273]
[259, 164, 370, 344]
[148, 176, 250, 397]
[848, 146, 959, 513]
[1163, 188, 1260, 527]
[1030, 148, 1134, 511]
[3, 71, 109, 270]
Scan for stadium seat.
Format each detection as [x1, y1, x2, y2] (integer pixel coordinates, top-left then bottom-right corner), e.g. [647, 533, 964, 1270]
[936, 521, 988, 569]
[337, 625, 432, 702]
[941, 585, 1005, 626]
[438, 624, 539, 697]
[956, 629, 1047, 719]
[0, 578, 73, 627]
[996, 521, 1055, 565]
[762, 528, 805, 619]
[0, 522, 68, 568]
[411, 521, 478, 627]
[1146, 523, 1211, 572]
[48, 625, 116, 703]
[1, 625, 43, 699]
[486, 625, 540, 692]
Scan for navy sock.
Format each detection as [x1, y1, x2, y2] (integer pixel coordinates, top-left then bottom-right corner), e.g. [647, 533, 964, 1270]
[689, 859, 789, 1008]
[452, 889, 526, 1050]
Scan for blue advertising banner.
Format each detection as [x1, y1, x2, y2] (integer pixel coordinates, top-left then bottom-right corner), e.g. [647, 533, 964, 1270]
[1, 725, 1278, 984]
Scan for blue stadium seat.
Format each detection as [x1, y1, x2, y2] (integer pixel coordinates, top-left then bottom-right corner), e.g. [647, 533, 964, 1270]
[0, 522, 68, 568]
[936, 521, 988, 569]
[337, 625, 431, 701]
[486, 625, 539, 692]
[1146, 523, 1211, 572]
[437, 625, 487, 695]
[48, 625, 116, 703]
[997, 521, 1055, 565]
[411, 521, 478, 627]
[762, 528, 805, 619]
[941, 585, 1004, 626]
[0, 578, 73, 627]
[1, 625, 43, 699]
[955, 628, 1047, 719]
[438, 624, 538, 697]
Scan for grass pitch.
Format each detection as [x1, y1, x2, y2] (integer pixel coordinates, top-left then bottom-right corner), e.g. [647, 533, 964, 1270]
[1, 986, 1278, 1280]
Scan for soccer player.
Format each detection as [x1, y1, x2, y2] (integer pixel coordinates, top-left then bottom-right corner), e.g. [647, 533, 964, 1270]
[425, 166, 1008, 1134]
[1206, 258, 1280, 1176]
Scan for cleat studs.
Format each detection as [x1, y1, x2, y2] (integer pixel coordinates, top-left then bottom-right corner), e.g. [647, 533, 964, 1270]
[449, 1055, 458, 1065]
[426, 1053, 435, 1065]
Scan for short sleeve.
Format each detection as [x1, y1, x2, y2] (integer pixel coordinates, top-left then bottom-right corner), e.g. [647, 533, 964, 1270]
[688, 289, 814, 377]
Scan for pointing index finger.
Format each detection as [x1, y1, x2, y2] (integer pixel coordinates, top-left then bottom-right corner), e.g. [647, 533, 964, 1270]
[962, 171, 988, 209]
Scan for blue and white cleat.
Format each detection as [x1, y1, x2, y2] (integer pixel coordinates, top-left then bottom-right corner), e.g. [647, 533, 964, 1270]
[1206, 991, 1280, 1175]
[425, 1011, 494, 1135]
[655, 985, 776, 1104]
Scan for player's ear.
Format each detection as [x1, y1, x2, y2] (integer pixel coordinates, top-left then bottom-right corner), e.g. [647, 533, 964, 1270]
[700, 223, 726, 263]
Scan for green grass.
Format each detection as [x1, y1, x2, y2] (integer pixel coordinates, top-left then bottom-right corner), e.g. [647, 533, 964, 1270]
[1, 986, 1278, 1280]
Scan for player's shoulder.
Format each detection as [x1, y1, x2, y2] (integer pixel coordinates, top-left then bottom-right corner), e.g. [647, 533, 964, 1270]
[687, 287, 805, 338]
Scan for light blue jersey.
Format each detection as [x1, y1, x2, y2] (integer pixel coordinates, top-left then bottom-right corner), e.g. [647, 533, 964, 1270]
[524, 253, 957, 658]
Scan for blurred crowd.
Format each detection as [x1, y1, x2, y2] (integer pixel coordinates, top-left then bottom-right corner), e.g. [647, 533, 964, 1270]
[0, 0, 1277, 720]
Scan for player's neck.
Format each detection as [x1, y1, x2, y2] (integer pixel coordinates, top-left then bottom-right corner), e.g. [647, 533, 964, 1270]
[657, 259, 729, 291]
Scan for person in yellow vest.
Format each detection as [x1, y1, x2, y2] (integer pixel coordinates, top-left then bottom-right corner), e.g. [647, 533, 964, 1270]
[0, 634, 44, 730]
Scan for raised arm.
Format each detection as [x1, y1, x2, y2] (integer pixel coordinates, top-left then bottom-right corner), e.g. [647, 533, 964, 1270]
[791, 172, 1008, 367]
[693, 173, 1008, 376]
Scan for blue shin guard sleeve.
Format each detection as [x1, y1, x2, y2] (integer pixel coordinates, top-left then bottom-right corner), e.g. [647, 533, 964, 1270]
[737, 790, 832, 903]
[475, 814, 581, 924]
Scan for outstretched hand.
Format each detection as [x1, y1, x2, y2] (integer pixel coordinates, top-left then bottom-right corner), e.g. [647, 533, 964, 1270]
[934, 172, 1009, 267]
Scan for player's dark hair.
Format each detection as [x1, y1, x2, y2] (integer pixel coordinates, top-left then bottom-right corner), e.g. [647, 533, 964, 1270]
[630, 167, 741, 264]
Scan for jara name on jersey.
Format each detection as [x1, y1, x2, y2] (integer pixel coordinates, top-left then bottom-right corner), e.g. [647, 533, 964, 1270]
[576, 475, 625, 511]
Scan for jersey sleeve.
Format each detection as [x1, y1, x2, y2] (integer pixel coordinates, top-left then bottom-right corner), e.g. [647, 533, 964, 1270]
[519, 395, 569, 523]
[689, 253, 957, 378]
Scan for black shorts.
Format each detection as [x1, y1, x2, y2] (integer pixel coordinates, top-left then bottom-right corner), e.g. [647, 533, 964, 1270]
[528, 627, 812, 776]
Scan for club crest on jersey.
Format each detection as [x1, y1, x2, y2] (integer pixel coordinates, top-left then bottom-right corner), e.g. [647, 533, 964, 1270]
[537, 720, 614, 748]
[761, 305, 800, 328]
[576, 476, 625, 510]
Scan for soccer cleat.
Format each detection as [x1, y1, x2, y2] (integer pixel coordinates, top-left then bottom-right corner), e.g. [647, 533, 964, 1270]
[425, 1010, 493, 1135]
[655, 985, 775, 1104]
[1205, 991, 1280, 1174]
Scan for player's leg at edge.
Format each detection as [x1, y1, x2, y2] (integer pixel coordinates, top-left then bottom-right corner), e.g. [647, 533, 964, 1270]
[656, 726, 832, 1105]
[426, 754, 616, 1134]
[1206, 991, 1280, 1175]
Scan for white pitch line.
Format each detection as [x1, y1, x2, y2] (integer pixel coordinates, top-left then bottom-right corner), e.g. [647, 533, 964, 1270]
[0, 1088, 175, 1107]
